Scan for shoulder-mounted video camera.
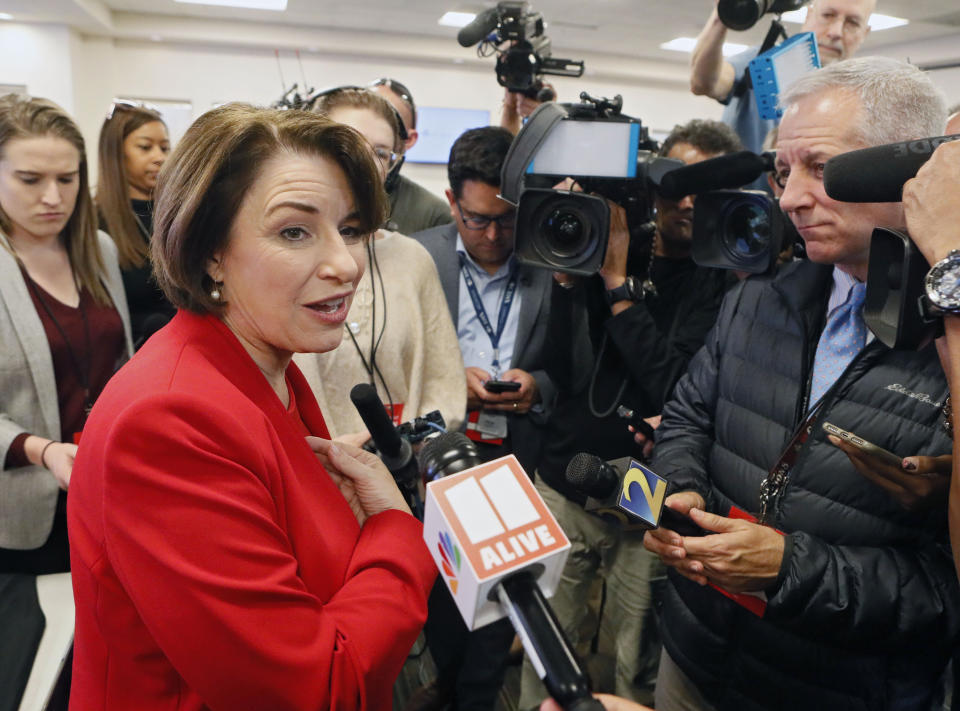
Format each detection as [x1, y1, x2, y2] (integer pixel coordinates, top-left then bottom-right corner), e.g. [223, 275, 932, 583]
[457, 1, 584, 100]
[499, 93, 681, 275]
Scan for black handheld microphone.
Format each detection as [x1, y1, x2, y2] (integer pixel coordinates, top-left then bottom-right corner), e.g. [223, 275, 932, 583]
[823, 134, 960, 202]
[457, 7, 500, 47]
[349, 383, 422, 516]
[497, 572, 604, 711]
[564, 453, 704, 536]
[657, 150, 774, 200]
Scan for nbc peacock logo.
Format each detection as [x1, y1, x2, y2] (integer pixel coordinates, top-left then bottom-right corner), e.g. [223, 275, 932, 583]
[438, 530, 462, 594]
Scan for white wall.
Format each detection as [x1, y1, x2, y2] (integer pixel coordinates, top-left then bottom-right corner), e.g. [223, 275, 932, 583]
[0, 23, 76, 113]
[7, 19, 958, 199]
[3, 21, 723, 196]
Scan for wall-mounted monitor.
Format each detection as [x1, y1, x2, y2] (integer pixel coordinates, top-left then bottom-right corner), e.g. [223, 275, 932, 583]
[405, 107, 491, 165]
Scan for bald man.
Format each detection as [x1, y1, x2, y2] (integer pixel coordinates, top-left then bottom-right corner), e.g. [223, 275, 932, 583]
[690, 0, 876, 154]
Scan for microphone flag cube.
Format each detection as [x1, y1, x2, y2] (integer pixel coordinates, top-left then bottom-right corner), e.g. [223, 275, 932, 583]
[583, 457, 668, 530]
[616, 458, 667, 526]
[423, 455, 571, 630]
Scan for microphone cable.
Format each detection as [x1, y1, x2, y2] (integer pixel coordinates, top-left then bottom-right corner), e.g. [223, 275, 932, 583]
[345, 235, 395, 412]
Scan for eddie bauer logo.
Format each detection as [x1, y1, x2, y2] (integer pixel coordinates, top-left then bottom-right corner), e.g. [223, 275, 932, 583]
[438, 530, 462, 593]
[885, 383, 943, 408]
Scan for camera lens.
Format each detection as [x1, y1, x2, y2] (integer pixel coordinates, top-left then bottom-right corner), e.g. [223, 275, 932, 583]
[543, 209, 588, 257]
[721, 200, 770, 260]
[717, 0, 771, 31]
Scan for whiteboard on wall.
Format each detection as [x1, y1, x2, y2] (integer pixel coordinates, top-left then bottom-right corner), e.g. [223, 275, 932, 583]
[406, 107, 491, 165]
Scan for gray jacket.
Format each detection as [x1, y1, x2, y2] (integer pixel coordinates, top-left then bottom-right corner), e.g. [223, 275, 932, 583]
[0, 231, 132, 549]
[412, 222, 555, 471]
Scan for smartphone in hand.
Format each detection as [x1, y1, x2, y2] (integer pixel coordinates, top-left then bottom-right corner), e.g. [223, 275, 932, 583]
[659, 505, 707, 537]
[484, 379, 522, 394]
[822, 422, 902, 467]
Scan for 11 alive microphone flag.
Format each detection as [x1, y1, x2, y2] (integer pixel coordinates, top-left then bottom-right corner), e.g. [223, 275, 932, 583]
[423, 455, 571, 630]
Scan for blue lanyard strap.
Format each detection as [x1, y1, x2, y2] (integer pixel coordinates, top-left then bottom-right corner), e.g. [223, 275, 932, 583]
[459, 252, 518, 374]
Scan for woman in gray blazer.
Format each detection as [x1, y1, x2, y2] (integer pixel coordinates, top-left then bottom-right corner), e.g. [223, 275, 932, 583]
[0, 94, 132, 574]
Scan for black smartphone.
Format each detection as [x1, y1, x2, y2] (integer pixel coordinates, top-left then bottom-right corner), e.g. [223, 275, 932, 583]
[659, 505, 707, 537]
[485, 379, 522, 393]
[616, 405, 655, 439]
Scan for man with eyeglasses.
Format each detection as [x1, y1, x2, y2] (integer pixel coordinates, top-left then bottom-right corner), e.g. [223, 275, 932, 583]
[409, 126, 555, 711]
[369, 77, 453, 236]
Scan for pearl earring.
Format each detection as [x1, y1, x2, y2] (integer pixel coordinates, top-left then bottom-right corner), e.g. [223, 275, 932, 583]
[210, 281, 223, 301]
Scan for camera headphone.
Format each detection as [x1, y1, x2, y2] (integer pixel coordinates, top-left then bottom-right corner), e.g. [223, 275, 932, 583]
[306, 84, 408, 193]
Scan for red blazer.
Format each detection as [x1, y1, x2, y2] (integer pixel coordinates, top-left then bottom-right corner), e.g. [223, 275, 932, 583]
[68, 311, 436, 710]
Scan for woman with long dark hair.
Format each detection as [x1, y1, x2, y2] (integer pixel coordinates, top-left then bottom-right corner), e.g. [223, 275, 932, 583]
[96, 101, 172, 347]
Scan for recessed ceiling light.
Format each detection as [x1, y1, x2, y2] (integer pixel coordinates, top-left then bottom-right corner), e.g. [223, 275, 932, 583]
[661, 37, 749, 56]
[439, 11, 476, 28]
[173, 0, 288, 10]
[0, 13, 14, 20]
[780, 7, 908, 31]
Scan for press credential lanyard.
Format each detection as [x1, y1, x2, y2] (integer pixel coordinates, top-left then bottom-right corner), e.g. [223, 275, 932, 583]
[459, 252, 518, 376]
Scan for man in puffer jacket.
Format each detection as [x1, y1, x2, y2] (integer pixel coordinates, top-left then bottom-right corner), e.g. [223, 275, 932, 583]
[644, 56, 960, 711]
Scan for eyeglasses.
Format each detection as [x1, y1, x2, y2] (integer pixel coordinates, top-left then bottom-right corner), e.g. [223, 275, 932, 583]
[105, 98, 159, 121]
[372, 145, 401, 171]
[456, 200, 516, 232]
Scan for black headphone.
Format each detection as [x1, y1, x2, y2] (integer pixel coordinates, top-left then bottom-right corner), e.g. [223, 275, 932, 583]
[306, 84, 408, 193]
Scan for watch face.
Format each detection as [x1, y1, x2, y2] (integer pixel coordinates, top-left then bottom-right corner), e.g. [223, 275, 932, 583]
[927, 256, 960, 311]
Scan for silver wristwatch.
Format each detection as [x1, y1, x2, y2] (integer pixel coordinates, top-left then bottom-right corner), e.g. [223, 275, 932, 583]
[924, 249, 960, 314]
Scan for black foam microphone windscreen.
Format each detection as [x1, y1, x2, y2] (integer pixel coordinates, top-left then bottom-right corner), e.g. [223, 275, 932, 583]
[457, 8, 500, 47]
[658, 150, 772, 200]
[823, 135, 960, 203]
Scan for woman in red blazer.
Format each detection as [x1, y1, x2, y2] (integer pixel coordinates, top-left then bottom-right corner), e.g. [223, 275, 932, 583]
[67, 104, 437, 710]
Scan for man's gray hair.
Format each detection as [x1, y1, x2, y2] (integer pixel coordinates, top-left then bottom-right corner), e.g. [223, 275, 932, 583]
[780, 57, 947, 147]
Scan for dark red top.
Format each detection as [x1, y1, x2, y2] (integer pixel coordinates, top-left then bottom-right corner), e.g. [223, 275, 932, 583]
[5, 273, 124, 467]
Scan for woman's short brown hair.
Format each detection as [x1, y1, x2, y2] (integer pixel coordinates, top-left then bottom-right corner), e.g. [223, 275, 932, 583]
[152, 103, 388, 314]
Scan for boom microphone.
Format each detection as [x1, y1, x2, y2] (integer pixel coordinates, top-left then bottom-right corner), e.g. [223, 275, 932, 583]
[457, 7, 500, 47]
[657, 150, 774, 200]
[564, 454, 704, 536]
[824, 134, 960, 203]
[349, 383, 421, 516]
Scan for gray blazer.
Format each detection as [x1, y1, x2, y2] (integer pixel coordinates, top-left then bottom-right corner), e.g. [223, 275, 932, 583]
[0, 231, 133, 549]
[412, 223, 555, 470]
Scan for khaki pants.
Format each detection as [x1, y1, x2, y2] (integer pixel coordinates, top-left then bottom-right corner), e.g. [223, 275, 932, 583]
[518, 477, 664, 708]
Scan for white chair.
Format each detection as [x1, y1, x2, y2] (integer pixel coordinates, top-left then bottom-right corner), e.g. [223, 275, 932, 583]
[17, 573, 73, 711]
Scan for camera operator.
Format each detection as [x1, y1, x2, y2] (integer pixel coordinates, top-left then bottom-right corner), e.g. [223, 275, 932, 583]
[690, 0, 875, 156]
[518, 119, 742, 708]
[369, 77, 453, 235]
[644, 57, 958, 711]
[903, 138, 960, 576]
[501, 84, 555, 136]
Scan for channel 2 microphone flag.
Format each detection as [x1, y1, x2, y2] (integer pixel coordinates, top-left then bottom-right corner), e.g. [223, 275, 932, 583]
[423, 455, 571, 630]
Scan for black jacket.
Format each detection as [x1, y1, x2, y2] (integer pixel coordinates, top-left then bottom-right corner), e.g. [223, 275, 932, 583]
[538, 248, 733, 501]
[653, 259, 960, 710]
